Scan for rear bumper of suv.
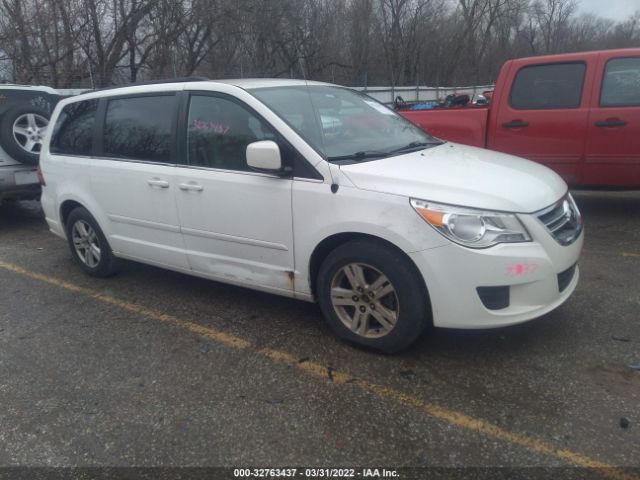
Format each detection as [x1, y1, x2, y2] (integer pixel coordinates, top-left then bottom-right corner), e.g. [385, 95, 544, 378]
[0, 166, 41, 201]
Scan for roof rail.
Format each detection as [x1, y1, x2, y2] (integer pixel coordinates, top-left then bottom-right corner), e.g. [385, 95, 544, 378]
[93, 76, 210, 92]
[131, 76, 210, 85]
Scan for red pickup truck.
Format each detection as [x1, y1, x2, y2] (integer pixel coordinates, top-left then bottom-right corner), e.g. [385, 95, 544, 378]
[398, 49, 640, 188]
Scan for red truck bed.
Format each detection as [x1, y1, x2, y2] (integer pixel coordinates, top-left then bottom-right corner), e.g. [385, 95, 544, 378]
[401, 106, 489, 148]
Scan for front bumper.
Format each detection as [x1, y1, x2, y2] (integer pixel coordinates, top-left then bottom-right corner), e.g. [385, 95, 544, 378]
[409, 214, 583, 329]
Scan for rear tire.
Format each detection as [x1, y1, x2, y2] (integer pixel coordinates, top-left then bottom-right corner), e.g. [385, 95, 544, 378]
[65, 207, 120, 277]
[0, 105, 50, 165]
[317, 239, 429, 353]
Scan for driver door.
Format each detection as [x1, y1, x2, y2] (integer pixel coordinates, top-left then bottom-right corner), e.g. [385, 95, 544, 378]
[174, 92, 295, 293]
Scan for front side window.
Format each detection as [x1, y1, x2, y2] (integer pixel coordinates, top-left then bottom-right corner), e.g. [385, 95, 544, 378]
[103, 95, 175, 163]
[510, 63, 585, 110]
[50, 99, 98, 155]
[601, 57, 640, 107]
[249, 85, 439, 162]
[187, 95, 276, 171]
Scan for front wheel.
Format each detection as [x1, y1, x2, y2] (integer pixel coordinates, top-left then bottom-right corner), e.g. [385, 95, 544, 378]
[65, 207, 120, 277]
[317, 239, 430, 352]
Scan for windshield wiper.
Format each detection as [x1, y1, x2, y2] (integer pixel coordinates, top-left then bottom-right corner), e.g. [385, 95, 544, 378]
[327, 150, 390, 162]
[388, 141, 441, 154]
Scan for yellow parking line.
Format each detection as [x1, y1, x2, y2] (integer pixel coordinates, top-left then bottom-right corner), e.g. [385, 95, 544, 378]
[582, 250, 640, 259]
[0, 259, 636, 480]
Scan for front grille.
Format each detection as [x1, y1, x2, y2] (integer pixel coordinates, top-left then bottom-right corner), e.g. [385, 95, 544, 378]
[536, 194, 583, 246]
[557, 264, 577, 292]
[477, 286, 510, 310]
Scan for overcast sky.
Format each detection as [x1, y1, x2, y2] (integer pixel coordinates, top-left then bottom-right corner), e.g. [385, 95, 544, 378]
[576, 0, 639, 22]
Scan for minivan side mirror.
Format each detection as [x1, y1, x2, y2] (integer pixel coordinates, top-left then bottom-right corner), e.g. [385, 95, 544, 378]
[246, 140, 289, 175]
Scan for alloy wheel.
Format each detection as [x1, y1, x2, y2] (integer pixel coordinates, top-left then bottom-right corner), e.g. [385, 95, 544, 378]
[71, 220, 101, 268]
[12, 113, 49, 154]
[329, 262, 399, 339]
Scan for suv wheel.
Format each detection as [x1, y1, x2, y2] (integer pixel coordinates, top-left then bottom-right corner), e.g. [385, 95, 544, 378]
[0, 105, 50, 165]
[317, 239, 429, 352]
[66, 207, 120, 277]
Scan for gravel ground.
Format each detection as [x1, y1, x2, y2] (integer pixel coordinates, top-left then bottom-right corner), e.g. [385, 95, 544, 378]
[0, 192, 638, 478]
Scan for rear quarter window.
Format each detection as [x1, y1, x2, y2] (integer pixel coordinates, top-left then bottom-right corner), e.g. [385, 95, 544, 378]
[50, 99, 98, 156]
[509, 62, 586, 110]
[601, 57, 640, 107]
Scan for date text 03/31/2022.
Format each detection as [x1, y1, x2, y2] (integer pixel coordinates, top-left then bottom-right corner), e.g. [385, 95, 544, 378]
[233, 468, 399, 478]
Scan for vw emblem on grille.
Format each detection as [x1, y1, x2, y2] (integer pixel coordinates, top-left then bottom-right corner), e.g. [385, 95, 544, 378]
[536, 195, 582, 246]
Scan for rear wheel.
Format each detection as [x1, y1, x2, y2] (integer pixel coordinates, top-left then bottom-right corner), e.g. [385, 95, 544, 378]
[317, 239, 429, 352]
[65, 207, 120, 277]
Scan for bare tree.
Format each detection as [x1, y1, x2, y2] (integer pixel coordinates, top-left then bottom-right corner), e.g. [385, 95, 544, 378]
[532, 0, 577, 53]
[78, 0, 160, 86]
[0, 0, 638, 89]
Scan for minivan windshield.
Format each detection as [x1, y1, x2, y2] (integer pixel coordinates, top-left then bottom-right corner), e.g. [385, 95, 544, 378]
[250, 85, 441, 163]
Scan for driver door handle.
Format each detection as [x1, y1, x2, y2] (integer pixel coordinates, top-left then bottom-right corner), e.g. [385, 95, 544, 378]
[179, 182, 204, 192]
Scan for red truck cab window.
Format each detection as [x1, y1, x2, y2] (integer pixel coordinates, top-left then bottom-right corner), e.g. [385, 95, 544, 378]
[584, 56, 640, 187]
[509, 63, 585, 110]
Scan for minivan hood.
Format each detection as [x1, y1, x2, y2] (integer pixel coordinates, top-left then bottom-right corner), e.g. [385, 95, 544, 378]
[339, 143, 567, 213]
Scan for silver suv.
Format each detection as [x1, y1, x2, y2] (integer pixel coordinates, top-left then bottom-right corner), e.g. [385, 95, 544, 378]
[0, 85, 61, 202]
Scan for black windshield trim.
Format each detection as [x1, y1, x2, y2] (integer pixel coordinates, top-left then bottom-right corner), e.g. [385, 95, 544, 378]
[329, 143, 442, 164]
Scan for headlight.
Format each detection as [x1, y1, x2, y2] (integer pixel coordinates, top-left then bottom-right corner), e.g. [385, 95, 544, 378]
[410, 199, 531, 248]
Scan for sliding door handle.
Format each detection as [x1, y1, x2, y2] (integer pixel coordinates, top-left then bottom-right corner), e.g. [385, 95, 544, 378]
[147, 178, 169, 188]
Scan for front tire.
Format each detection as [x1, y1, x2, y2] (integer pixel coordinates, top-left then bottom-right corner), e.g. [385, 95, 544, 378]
[65, 207, 120, 277]
[317, 239, 429, 352]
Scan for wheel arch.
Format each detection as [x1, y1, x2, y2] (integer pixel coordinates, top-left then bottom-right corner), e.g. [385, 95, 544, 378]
[59, 199, 86, 229]
[308, 232, 432, 324]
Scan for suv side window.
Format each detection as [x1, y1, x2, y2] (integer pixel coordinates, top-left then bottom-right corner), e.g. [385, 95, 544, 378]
[103, 95, 175, 163]
[50, 99, 98, 155]
[0, 90, 59, 116]
[510, 63, 586, 109]
[187, 95, 277, 171]
[601, 57, 640, 107]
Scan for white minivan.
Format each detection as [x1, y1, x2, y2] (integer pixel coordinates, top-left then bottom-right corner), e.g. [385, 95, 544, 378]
[39, 79, 583, 352]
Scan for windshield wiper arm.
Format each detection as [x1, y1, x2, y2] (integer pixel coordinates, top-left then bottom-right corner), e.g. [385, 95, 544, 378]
[327, 150, 390, 162]
[388, 141, 441, 154]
